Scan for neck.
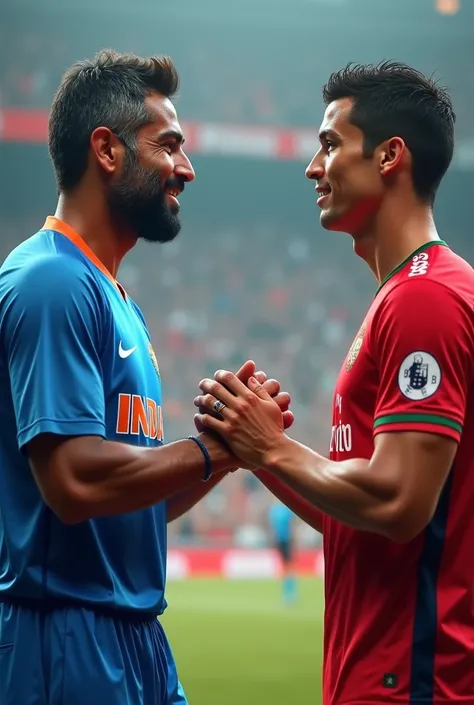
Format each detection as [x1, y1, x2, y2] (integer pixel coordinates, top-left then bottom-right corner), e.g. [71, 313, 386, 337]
[54, 190, 136, 279]
[353, 196, 440, 284]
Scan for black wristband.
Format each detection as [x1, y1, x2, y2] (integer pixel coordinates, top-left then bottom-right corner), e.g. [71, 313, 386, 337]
[188, 435, 212, 482]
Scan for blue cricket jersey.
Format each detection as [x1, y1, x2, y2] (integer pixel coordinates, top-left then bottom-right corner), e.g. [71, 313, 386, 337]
[0, 217, 167, 615]
[268, 503, 295, 543]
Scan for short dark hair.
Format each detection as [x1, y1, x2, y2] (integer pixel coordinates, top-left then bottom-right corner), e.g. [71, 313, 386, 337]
[322, 61, 456, 203]
[49, 49, 179, 192]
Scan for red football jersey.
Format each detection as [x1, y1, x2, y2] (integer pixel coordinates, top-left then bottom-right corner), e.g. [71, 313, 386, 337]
[324, 241, 474, 704]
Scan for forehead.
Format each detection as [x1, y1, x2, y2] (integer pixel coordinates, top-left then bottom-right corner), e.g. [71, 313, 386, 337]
[319, 97, 360, 138]
[142, 92, 182, 136]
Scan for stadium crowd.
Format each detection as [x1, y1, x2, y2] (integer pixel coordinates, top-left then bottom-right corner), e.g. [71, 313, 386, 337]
[1, 20, 471, 548]
[0, 25, 472, 138]
[0, 213, 373, 547]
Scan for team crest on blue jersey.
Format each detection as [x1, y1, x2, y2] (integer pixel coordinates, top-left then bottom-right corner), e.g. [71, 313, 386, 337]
[346, 322, 366, 372]
[398, 351, 441, 400]
[148, 342, 160, 379]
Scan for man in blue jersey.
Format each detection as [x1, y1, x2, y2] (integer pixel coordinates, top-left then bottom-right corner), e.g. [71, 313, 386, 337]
[0, 50, 293, 705]
[268, 501, 298, 604]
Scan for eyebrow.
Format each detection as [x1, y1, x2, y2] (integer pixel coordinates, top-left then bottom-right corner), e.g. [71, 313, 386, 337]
[319, 129, 339, 142]
[157, 129, 185, 145]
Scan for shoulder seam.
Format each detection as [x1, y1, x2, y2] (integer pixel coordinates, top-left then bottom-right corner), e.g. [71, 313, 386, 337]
[380, 275, 473, 312]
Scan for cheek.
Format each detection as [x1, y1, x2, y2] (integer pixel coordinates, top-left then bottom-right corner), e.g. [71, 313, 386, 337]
[144, 152, 174, 181]
[326, 154, 346, 183]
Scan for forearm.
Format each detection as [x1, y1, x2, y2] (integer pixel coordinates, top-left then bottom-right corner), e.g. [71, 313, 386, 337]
[34, 433, 232, 523]
[166, 470, 230, 523]
[254, 468, 324, 533]
[265, 438, 398, 535]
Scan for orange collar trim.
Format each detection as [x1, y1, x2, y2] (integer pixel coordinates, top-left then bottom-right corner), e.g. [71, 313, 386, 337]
[43, 216, 126, 297]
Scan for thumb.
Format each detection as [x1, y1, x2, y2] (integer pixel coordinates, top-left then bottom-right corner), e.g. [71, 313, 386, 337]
[235, 360, 256, 384]
[282, 410, 295, 430]
[248, 376, 273, 400]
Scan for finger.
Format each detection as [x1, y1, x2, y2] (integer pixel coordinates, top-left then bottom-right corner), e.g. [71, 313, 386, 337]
[194, 403, 219, 422]
[282, 410, 295, 430]
[213, 370, 251, 398]
[194, 413, 225, 435]
[198, 378, 239, 407]
[194, 414, 206, 433]
[261, 378, 281, 399]
[254, 371, 267, 385]
[247, 376, 274, 401]
[194, 394, 231, 416]
[272, 391, 291, 412]
[234, 360, 256, 384]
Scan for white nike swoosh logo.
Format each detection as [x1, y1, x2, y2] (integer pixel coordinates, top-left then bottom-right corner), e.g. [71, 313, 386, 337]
[118, 342, 137, 359]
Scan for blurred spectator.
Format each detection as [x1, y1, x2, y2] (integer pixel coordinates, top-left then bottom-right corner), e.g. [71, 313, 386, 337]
[0, 213, 375, 547]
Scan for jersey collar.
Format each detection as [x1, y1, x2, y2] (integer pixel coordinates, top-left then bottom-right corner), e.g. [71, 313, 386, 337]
[375, 240, 448, 297]
[42, 216, 126, 298]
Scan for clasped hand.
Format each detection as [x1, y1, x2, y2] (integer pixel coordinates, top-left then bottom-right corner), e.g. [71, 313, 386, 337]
[193, 360, 293, 468]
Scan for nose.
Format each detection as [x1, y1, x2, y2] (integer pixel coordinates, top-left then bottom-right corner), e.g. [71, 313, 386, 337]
[175, 151, 195, 183]
[305, 152, 324, 181]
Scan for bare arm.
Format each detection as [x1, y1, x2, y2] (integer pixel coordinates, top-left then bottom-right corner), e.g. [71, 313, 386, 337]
[29, 367, 293, 525]
[264, 431, 456, 542]
[195, 373, 458, 543]
[166, 470, 229, 523]
[28, 432, 231, 525]
[166, 372, 293, 523]
[253, 468, 324, 534]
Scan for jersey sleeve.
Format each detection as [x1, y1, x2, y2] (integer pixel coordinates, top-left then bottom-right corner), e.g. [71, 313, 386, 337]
[371, 279, 474, 443]
[2, 256, 107, 450]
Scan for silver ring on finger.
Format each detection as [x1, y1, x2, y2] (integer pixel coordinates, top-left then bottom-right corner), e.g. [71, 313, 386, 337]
[212, 400, 226, 414]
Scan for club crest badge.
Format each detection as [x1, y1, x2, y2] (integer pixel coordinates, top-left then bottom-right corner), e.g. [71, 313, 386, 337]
[398, 351, 441, 400]
[148, 342, 161, 380]
[346, 322, 367, 372]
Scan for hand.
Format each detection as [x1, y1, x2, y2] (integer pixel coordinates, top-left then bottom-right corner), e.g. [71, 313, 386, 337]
[194, 370, 288, 468]
[193, 360, 294, 433]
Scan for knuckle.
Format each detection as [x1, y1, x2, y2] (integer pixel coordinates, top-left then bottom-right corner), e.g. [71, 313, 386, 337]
[209, 382, 221, 396]
[220, 371, 233, 385]
[246, 393, 258, 407]
[227, 410, 238, 426]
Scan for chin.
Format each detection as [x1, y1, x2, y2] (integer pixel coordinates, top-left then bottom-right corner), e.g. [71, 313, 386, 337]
[320, 210, 346, 232]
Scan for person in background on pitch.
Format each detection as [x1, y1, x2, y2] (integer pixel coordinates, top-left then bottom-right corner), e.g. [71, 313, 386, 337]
[195, 62, 474, 705]
[268, 500, 298, 604]
[0, 50, 293, 705]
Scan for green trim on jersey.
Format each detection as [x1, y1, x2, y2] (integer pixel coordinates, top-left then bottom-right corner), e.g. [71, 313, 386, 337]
[374, 413, 462, 434]
[375, 241, 448, 297]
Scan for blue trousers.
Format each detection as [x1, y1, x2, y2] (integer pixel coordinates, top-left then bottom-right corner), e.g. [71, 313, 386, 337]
[0, 602, 187, 705]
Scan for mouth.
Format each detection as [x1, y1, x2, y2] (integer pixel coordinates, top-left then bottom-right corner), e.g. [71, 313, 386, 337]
[316, 185, 331, 207]
[165, 188, 182, 209]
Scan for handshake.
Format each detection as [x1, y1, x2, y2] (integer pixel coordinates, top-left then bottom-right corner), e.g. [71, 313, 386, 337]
[192, 359, 294, 473]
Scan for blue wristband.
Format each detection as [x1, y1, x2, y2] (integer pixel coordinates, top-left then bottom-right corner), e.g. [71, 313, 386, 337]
[188, 435, 212, 482]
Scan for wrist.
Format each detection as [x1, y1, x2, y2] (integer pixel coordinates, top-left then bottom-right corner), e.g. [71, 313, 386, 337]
[262, 435, 296, 475]
[196, 432, 234, 475]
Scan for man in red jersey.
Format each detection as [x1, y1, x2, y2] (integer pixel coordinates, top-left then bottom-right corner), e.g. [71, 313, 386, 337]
[194, 62, 474, 704]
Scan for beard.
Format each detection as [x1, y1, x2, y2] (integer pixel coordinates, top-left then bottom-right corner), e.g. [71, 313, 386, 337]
[107, 147, 182, 244]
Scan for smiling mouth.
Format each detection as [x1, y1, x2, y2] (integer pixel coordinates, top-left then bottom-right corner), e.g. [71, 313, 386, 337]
[317, 187, 331, 198]
[316, 187, 331, 206]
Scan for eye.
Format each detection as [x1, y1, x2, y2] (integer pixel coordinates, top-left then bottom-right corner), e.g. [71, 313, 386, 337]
[160, 141, 178, 155]
[326, 140, 336, 152]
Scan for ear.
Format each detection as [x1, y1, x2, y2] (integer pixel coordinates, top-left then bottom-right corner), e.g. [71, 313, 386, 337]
[90, 126, 125, 177]
[379, 137, 407, 178]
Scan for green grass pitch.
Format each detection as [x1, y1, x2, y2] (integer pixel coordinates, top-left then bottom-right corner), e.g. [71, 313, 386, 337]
[161, 577, 324, 705]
